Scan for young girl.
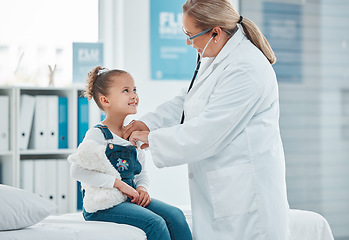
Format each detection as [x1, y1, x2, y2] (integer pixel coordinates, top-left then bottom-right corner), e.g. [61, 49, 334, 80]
[68, 66, 192, 240]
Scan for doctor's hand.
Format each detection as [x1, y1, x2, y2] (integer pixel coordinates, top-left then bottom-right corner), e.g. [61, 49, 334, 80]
[136, 186, 151, 207]
[123, 120, 150, 140]
[129, 131, 150, 149]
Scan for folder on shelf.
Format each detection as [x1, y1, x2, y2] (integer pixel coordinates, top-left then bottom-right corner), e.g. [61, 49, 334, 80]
[77, 97, 89, 145]
[46, 95, 59, 150]
[34, 159, 57, 212]
[101, 111, 106, 121]
[20, 160, 34, 192]
[58, 97, 68, 149]
[19, 94, 35, 150]
[77, 97, 89, 210]
[77, 181, 83, 210]
[34, 159, 47, 198]
[30, 95, 60, 150]
[29, 96, 48, 150]
[45, 160, 58, 211]
[89, 98, 101, 127]
[57, 159, 70, 213]
[0, 96, 9, 151]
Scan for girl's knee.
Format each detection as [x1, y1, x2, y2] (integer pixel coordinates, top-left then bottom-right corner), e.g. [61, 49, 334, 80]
[149, 214, 168, 231]
[146, 215, 171, 240]
[168, 206, 187, 222]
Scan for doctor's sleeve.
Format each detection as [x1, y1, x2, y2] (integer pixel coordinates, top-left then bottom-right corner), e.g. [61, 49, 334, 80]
[148, 67, 264, 167]
[140, 88, 187, 131]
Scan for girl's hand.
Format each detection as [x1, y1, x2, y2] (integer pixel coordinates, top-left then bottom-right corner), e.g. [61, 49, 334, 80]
[114, 179, 139, 203]
[122, 120, 149, 140]
[136, 186, 151, 207]
[129, 131, 150, 149]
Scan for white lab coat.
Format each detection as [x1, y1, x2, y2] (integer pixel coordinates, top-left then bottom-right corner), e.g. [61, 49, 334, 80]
[141, 27, 290, 240]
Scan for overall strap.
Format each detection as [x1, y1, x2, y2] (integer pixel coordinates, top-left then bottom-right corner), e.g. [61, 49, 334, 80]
[95, 124, 113, 140]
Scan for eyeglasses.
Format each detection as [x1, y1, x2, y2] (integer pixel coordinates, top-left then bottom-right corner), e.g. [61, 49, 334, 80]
[183, 27, 213, 43]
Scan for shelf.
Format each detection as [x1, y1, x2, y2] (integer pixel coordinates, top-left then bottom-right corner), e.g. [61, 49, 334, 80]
[0, 151, 13, 157]
[19, 149, 74, 159]
[20, 149, 74, 155]
[0, 86, 100, 212]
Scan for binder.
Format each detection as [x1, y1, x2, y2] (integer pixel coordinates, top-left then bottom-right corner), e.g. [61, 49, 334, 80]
[101, 111, 106, 121]
[77, 97, 89, 145]
[46, 95, 59, 150]
[45, 160, 58, 211]
[34, 159, 57, 212]
[20, 160, 34, 192]
[89, 98, 101, 128]
[58, 97, 68, 149]
[57, 159, 70, 213]
[19, 95, 35, 150]
[29, 96, 48, 150]
[77, 97, 89, 210]
[76, 181, 83, 210]
[0, 96, 9, 151]
[34, 159, 47, 198]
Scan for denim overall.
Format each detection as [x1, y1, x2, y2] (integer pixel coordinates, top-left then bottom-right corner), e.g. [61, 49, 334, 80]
[95, 124, 141, 191]
[82, 125, 193, 240]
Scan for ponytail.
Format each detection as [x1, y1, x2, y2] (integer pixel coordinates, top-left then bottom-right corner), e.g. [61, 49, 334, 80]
[239, 17, 276, 64]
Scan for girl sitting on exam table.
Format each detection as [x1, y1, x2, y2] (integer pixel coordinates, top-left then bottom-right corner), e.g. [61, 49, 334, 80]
[68, 66, 192, 240]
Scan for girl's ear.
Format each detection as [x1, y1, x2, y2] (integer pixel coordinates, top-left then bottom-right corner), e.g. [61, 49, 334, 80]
[99, 95, 110, 107]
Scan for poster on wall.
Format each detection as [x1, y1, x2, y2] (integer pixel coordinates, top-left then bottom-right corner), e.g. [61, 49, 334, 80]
[73, 42, 103, 84]
[150, 0, 196, 80]
[263, 2, 302, 83]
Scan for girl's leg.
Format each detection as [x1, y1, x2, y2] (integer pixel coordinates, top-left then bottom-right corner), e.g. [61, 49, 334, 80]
[146, 199, 193, 240]
[83, 202, 171, 240]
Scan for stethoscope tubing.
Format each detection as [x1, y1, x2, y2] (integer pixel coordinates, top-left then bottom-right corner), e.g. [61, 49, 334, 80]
[180, 35, 215, 124]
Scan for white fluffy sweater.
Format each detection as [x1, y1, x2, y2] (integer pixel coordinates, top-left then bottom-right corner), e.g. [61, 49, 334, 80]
[68, 127, 149, 213]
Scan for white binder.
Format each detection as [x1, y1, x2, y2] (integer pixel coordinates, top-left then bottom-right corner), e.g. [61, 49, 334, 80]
[89, 98, 101, 127]
[57, 159, 70, 213]
[30, 96, 48, 149]
[46, 96, 59, 150]
[20, 160, 34, 192]
[46, 160, 58, 210]
[34, 159, 58, 212]
[19, 95, 35, 150]
[0, 96, 9, 151]
[34, 159, 47, 198]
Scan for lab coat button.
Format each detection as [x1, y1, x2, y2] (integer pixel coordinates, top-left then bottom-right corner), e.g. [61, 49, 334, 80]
[188, 173, 193, 179]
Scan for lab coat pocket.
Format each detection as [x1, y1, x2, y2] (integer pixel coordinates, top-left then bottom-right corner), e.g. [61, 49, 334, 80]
[207, 163, 256, 218]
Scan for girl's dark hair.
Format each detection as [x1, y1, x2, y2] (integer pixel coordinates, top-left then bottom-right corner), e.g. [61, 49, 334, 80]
[84, 66, 129, 109]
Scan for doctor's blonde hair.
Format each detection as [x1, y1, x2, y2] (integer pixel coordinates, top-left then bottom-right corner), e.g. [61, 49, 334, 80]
[84, 66, 130, 110]
[183, 0, 276, 64]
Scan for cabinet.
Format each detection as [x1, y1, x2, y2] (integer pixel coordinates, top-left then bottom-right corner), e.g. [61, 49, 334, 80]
[0, 86, 101, 213]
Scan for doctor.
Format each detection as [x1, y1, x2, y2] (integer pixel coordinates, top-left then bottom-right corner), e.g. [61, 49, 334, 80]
[124, 0, 290, 239]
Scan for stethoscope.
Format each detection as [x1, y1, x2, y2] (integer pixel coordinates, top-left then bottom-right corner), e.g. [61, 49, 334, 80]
[180, 33, 217, 124]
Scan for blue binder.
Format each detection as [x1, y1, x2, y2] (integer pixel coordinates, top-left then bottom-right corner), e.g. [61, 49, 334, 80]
[58, 97, 68, 149]
[77, 97, 89, 145]
[77, 96, 89, 210]
[101, 111, 106, 121]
